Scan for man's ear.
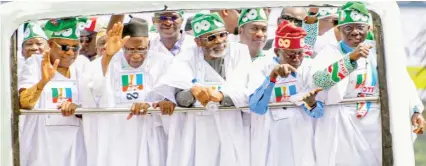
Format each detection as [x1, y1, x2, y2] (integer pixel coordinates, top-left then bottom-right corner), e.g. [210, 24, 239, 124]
[47, 39, 53, 48]
[238, 26, 243, 35]
[274, 48, 279, 56]
[221, 10, 228, 17]
[194, 38, 202, 47]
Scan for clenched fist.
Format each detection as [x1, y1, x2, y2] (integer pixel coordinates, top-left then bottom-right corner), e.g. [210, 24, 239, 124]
[191, 85, 210, 106]
[349, 43, 372, 61]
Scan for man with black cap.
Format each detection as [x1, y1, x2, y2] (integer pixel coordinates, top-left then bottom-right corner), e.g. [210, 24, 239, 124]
[81, 17, 175, 166]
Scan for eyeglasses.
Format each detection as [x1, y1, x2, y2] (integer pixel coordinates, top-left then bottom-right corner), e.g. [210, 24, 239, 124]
[153, 15, 181, 23]
[279, 15, 303, 27]
[52, 40, 80, 52]
[341, 24, 369, 33]
[200, 32, 229, 42]
[123, 47, 148, 54]
[282, 50, 304, 59]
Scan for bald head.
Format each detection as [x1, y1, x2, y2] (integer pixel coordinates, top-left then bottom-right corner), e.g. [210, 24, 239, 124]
[281, 8, 307, 20]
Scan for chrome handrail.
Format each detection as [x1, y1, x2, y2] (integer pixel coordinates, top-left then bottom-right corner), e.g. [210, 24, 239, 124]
[19, 97, 379, 114]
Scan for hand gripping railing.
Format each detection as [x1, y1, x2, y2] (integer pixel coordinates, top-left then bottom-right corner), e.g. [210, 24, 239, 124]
[19, 97, 379, 114]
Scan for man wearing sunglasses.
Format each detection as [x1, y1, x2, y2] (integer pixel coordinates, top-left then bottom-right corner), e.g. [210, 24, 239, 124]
[18, 17, 89, 166]
[263, 7, 319, 53]
[238, 8, 269, 61]
[81, 17, 175, 166]
[309, 2, 425, 165]
[248, 20, 324, 166]
[152, 12, 252, 166]
[150, 11, 197, 56]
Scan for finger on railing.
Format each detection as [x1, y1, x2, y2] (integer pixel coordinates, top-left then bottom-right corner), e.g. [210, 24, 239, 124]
[19, 97, 380, 115]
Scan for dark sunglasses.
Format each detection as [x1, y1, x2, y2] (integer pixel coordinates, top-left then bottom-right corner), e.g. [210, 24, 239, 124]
[280, 15, 303, 27]
[200, 32, 229, 42]
[52, 40, 80, 52]
[154, 15, 181, 22]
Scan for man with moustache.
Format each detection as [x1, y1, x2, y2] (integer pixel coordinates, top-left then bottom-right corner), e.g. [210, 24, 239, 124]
[153, 12, 252, 166]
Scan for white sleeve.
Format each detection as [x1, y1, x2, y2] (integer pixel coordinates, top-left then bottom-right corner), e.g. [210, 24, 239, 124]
[85, 56, 111, 98]
[18, 55, 41, 90]
[221, 44, 252, 107]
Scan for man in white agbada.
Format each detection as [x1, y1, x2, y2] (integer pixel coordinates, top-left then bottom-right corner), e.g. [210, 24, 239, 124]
[18, 22, 49, 135]
[248, 20, 324, 166]
[149, 11, 196, 56]
[19, 22, 49, 75]
[153, 12, 252, 166]
[308, 2, 425, 166]
[238, 8, 269, 61]
[80, 18, 175, 166]
[18, 17, 89, 166]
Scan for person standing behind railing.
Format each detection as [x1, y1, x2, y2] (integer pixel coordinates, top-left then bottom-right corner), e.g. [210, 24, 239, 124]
[152, 12, 252, 166]
[79, 17, 175, 166]
[18, 17, 90, 166]
[307, 2, 425, 166]
[247, 20, 324, 166]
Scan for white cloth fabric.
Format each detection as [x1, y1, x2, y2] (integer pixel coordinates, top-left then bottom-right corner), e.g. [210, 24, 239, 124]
[228, 34, 240, 43]
[80, 51, 173, 166]
[313, 28, 338, 57]
[152, 42, 252, 166]
[149, 33, 196, 57]
[18, 54, 89, 166]
[248, 53, 317, 166]
[148, 33, 197, 166]
[307, 43, 381, 166]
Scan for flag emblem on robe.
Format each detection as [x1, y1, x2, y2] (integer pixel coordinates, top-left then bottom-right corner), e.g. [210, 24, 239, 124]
[273, 85, 297, 102]
[121, 74, 143, 92]
[355, 73, 366, 88]
[51, 88, 72, 103]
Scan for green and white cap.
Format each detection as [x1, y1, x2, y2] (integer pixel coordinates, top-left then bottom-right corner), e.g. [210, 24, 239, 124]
[23, 22, 48, 42]
[317, 8, 338, 19]
[238, 8, 268, 27]
[337, 1, 370, 27]
[191, 12, 225, 38]
[44, 17, 88, 40]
